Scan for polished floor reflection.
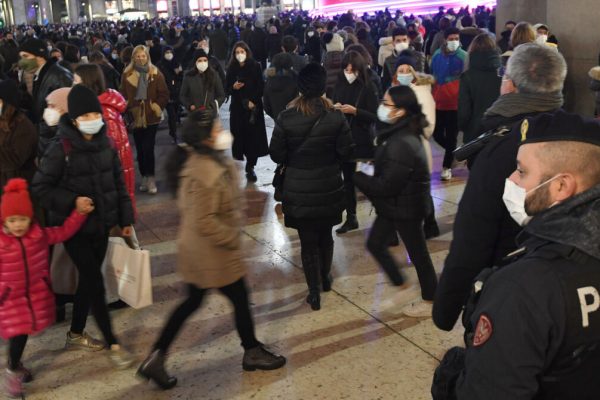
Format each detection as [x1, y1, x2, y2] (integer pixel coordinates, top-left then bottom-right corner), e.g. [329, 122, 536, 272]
[7, 108, 468, 399]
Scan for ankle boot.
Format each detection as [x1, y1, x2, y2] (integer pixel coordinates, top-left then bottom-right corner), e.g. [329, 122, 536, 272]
[320, 243, 334, 292]
[335, 213, 358, 234]
[137, 349, 177, 390]
[301, 250, 322, 311]
[242, 345, 286, 371]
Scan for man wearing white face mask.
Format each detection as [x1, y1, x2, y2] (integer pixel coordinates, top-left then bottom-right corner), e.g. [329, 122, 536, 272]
[435, 110, 600, 400]
[533, 23, 559, 50]
[430, 27, 467, 181]
[157, 46, 183, 144]
[180, 49, 225, 118]
[382, 27, 426, 90]
[32, 84, 136, 370]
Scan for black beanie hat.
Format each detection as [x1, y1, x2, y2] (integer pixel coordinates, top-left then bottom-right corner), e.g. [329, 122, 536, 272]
[192, 49, 209, 62]
[298, 63, 327, 98]
[68, 84, 103, 120]
[19, 38, 47, 59]
[181, 108, 215, 147]
[0, 79, 21, 109]
[394, 50, 417, 71]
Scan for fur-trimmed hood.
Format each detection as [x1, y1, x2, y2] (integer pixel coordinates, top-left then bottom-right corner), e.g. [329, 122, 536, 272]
[589, 66, 600, 81]
[414, 73, 435, 86]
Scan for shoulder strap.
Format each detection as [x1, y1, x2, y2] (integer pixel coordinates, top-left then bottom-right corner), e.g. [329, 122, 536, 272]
[290, 113, 323, 157]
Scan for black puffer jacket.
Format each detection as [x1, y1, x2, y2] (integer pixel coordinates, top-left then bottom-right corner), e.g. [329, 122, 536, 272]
[332, 75, 378, 160]
[269, 104, 354, 230]
[354, 119, 431, 220]
[31, 59, 73, 124]
[263, 67, 298, 120]
[32, 115, 134, 235]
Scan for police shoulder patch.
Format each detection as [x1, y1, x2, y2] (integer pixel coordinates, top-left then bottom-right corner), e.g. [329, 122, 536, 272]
[473, 314, 493, 347]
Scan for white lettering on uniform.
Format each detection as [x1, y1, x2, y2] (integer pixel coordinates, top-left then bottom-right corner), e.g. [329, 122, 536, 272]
[577, 286, 600, 328]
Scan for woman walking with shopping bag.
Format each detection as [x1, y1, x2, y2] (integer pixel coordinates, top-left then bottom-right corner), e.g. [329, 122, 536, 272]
[32, 84, 136, 369]
[120, 45, 169, 194]
[137, 109, 286, 390]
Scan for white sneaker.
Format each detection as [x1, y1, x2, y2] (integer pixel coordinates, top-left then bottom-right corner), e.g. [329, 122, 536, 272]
[440, 168, 452, 181]
[402, 301, 433, 318]
[147, 177, 158, 195]
[139, 176, 148, 192]
[379, 284, 416, 310]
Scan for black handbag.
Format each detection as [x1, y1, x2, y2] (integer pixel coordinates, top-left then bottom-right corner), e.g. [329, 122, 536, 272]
[272, 114, 323, 202]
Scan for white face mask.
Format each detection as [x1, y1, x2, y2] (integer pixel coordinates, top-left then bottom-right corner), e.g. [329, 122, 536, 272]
[307, 31, 315, 38]
[47, 45, 53, 52]
[111, 53, 118, 60]
[394, 42, 409, 53]
[377, 104, 396, 124]
[201, 46, 209, 54]
[536, 34, 548, 45]
[502, 175, 561, 226]
[77, 118, 104, 135]
[236, 53, 246, 63]
[447, 40, 460, 52]
[213, 129, 233, 150]
[164, 53, 174, 61]
[43, 107, 61, 127]
[196, 61, 209, 72]
[344, 72, 357, 84]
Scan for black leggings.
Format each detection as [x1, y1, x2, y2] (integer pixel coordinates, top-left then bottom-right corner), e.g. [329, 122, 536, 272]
[297, 228, 334, 258]
[8, 335, 27, 370]
[153, 278, 260, 353]
[432, 110, 459, 169]
[341, 162, 358, 215]
[64, 232, 117, 346]
[367, 216, 438, 300]
[165, 102, 179, 139]
[133, 124, 159, 177]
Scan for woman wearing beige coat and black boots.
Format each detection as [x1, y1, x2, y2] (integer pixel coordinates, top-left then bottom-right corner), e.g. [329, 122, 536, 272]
[137, 110, 286, 390]
[120, 45, 169, 194]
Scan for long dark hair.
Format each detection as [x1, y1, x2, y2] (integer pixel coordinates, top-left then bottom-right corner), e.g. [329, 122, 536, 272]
[228, 41, 254, 69]
[387, 85, 428, 137]
[341, 50, 369, 86]
[164, 110, 217, 196]
[75, 64, 107, 96]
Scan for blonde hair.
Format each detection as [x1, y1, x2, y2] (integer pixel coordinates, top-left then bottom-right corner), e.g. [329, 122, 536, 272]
[124, 45, 155, 74]
[392, 65, 416, 86]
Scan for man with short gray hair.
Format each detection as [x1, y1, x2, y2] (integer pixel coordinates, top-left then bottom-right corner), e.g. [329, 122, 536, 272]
[433, 43, 568, 331]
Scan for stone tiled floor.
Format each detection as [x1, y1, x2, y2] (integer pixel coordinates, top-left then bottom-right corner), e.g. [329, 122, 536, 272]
[5, 106, 469, 399]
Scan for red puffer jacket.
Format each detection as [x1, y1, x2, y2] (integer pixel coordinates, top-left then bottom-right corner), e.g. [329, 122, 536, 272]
[0, 210, 86, 339]
[99, 89, 137, 216]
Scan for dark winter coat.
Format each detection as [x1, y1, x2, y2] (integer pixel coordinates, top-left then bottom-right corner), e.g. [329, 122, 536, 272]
[368, 67, 383, 100]
[305, 35, 322, 64]
[32, 115, 134, 235]
[263, 67, 298, 120]
[269, 104, 354, 230]
[289, 53, 307, 73]
[0, 110, 37, 192]
[354, 120, 431, 220]
[265, 33, 283, 61]
[180, 67, 226, 111]
[249, 29, 268, 64]
[458, 50, 502, 143]
[209, 28, 229, 61]
[225, 58, 269, 161]
[324, 51, 344, 99]
[332, 75, 378, 160]
[459, 27, 483, 51]
[30, 59, 73, 124]
[158, 57, 183, 102]
[98, 63, 121, 90]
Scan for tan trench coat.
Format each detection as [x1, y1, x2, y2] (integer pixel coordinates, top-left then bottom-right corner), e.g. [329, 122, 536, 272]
[176, 152, 247, 289]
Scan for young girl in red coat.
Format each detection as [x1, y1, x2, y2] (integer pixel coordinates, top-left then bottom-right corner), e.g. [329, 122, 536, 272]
[0, 179, 92, 397]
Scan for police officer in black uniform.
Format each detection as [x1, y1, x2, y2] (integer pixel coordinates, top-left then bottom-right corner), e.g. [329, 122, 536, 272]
[433, 110, 600, 400]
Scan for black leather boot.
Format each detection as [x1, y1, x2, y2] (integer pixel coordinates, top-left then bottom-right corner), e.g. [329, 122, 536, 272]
[301, 251, 321, 310]
[137, 349, 177, 390]
[245, 164, 258, 183]
[242, 345, 286, 371]
[335, 213, 358, 234]
[320, 243, 334, 292]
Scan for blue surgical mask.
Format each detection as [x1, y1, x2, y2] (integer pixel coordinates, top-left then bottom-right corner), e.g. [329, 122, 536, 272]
[77, 118, 104, 135]
[397, 73, 413, 86]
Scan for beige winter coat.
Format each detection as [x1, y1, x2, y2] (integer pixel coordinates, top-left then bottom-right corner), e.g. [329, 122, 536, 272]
[176, 152, 247, 289]
[411, 73, 436, 173]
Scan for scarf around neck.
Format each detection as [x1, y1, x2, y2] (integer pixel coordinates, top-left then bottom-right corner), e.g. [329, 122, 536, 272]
[484, 91, 564, 118]
[134, 64, 149, 101]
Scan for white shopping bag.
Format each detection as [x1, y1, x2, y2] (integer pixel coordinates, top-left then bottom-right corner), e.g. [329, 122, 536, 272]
[50, 243, 78, 295]
[102, 237, 153, 309]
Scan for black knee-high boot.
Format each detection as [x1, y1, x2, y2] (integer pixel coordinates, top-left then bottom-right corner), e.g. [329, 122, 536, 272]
[320, 243, 334, 292]
[301, 250, 321, 311]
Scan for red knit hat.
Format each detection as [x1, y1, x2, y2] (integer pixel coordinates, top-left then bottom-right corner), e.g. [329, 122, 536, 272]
[1, 179, 34, 221]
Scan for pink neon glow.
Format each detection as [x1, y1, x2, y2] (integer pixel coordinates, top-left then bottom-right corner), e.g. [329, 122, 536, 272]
[312, 0, 497, 17]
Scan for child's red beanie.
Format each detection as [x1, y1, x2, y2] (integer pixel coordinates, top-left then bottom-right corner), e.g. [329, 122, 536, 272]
[1, 179, 33, 221]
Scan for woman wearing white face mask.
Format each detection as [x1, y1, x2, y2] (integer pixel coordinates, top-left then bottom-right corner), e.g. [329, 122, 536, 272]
[32, 84, 136, 370]
[179, 49, 225, 119]
[331, 51, 378, 234]
[354, 86, 438, 317]
[40, 87, 71, 159]
[138, 110, 286, 389]
[0, 79, 37, 192]
[225, 42, 269, 182]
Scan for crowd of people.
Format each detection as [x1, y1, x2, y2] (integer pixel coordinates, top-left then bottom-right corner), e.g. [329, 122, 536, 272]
[0, 2, 599, 399]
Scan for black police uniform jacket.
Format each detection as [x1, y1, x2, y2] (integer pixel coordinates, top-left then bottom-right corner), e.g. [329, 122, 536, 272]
[269, 104, 353, 230]
[354, 119, 431, 220]
[32, 115, 134, 235]
[455, 183, 600, 399]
